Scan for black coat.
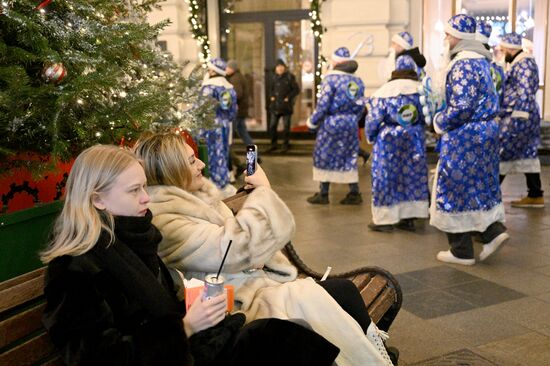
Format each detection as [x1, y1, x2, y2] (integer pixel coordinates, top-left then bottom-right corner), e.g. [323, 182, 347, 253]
[268, 71, 300, 115]
[42, 213, 192, 366]
[42, 213, 339, 366]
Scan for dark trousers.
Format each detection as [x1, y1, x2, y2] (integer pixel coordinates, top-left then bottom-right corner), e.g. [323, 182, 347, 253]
[269, 113, 291, 147]
[447, 221, 507, 259]
[500, 173, 543, 198]
[320, 182, 359, 195]
[317, 278, 371, 333]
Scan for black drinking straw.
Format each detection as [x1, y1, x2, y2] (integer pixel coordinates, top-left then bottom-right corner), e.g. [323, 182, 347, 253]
[215, 240, 233, 280]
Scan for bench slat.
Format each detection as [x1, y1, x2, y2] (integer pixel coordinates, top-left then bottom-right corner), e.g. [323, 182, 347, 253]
[359, 275, 388, 308]
[351, 273, 372, 290]
[368, 287, 396, 324]
[0, 268, 45, 293]
[0, 274, 45, 313]
[0, 332, 56, 366]
[0, 303, 46, 348]
[41, 355, 65, 366]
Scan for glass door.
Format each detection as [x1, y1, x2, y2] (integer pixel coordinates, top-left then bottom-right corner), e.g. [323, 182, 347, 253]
[222, 8, 315, 131]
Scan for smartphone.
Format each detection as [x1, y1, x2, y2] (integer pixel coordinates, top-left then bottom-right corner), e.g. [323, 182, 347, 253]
[246, 144, 258, 176]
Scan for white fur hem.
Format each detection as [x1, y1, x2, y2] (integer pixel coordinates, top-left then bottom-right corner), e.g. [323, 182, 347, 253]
[444, 23, 475, 40]
[500, 159, 541, 174]
[392, 34, 412, 50]
[511, 110, 529, 119]
[313, 167, 358, 183]
[430, 202, 505, 233]
[372, 79, 420, 98]
[202, 76, 234, 89]
[372, 201, 429, 225]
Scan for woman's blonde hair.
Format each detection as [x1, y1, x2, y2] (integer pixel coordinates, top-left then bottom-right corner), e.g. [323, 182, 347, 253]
[133, 132, 193, 190]
[41, 145, 140, 263]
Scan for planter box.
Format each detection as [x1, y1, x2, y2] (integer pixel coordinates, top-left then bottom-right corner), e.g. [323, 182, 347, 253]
[0, 201, 63, 281]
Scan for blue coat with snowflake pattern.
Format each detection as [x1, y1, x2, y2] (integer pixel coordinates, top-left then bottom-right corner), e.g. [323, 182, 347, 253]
[366, 79, 429, 225]
[198, 76, 237, 189]
[431, 52, 504, 233]
[498, 53, 541, 174]
[307, 70, 365, 183]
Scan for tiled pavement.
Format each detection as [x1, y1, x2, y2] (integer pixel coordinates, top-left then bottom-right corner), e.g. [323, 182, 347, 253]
[250, 154, 550, 366]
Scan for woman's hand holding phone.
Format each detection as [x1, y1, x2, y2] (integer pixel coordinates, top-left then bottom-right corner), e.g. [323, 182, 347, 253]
[244, 164, 270, 189]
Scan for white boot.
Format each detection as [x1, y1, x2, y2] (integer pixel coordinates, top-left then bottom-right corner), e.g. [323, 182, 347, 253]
[436, 250, 475, 266]
[479, 233, 509, 261]
[366, 322, 393, 366]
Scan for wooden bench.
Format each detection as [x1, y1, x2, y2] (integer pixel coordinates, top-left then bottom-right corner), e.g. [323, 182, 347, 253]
[284, 242, 402, 331]
[0, 267, 63, 366]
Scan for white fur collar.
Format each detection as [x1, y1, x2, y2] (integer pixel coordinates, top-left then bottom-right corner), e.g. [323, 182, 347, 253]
[446, 50, 485, 75]
[372, 79, 420, 98]
[510, 52, 534, 68]
[202, 76, 234, 89]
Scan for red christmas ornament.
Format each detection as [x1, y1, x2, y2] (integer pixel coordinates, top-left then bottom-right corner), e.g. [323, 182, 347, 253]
[42, 63, 67, 83]
[35, 0, 52, 10]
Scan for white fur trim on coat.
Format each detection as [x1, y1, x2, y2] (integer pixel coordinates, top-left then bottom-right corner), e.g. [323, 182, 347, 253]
[313, 167, 358, 183]
[500, 41, 522, 50]
[372, 200, 429, 225]
[202, 76, 234, 89]
[372, 79, 420, 98]
[430, 162, 505, 233]
[500, 158, 541, 174]
[445, 23, 476, 40]
[475, 33, 490, 44]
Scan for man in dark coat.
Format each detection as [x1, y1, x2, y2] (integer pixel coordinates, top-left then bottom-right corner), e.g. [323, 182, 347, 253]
[267, 59, 300, 153]
[226, 60, 255, 147]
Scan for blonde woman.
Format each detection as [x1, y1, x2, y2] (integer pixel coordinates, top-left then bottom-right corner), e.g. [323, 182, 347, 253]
[41, 145, 339, 366]
[135, 132, 396, 366]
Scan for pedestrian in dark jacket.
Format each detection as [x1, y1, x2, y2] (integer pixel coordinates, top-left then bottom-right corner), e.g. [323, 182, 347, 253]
[267, 59, 300, 153]
[226, 60, 255, 147]
[40, 145, 340, 366]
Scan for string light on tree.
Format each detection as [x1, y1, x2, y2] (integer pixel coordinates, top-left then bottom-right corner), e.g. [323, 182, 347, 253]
[309, 0, 326, 96]
[186, 0, 210, 64]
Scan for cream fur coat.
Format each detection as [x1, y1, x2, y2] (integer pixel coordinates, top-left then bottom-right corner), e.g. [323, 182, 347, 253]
[148, 179, 388, 366]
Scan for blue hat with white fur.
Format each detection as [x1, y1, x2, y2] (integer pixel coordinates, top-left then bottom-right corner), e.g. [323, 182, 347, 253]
[207, 57, 227, 76]
[331, 47, 351, 63]
[476, 20, 492, 44]
[445, 14, 476, 40]
[392, 31, 414, 50]
[500, 33, 523, 50]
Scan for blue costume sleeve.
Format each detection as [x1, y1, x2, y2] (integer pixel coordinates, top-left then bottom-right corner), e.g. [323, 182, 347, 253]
[229, 89, 238, 120]
[201, 85, 215, 98]
[435, 60, 478, 133]
[309, 80, 333, 129]
[365, 98, 385, 143]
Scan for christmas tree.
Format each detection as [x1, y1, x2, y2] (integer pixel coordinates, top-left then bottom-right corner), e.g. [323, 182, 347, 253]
[0, 0, 214, 173]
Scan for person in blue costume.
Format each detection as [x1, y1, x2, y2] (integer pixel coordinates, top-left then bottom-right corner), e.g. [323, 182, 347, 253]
[476, 20, 506, 104]
[198, 58, 238, 195]
[431, 14, 509, 266]
[365, 64, 429, 233]
[306, 47, 365, 205]
[381, 32, 426, 80]
[498, 33, 545, 208]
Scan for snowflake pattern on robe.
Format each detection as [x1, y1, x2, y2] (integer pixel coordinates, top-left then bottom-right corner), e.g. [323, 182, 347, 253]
[366, 88, 429, 224]
[432, 54, 502, 232]
[499, 54, 540, 166]
[198, 78, 237, 189]
[309, 71, 365, 183]
[396, 54, 424, 79]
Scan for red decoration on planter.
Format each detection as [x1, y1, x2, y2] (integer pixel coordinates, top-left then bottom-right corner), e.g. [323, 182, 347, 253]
[0, 153, 74, 213]
[42, 63, 67, 84]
